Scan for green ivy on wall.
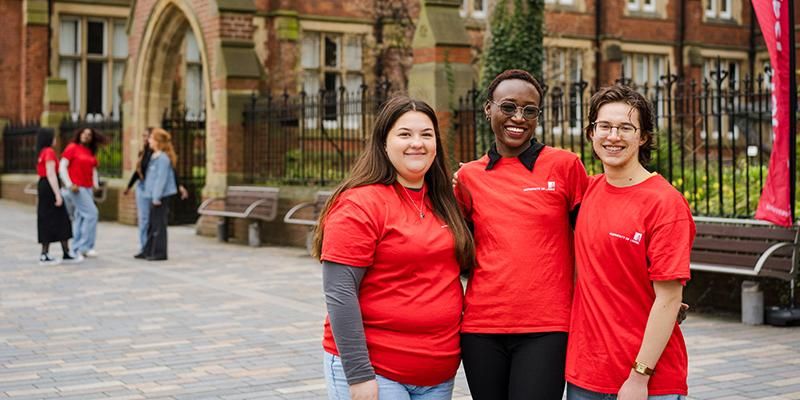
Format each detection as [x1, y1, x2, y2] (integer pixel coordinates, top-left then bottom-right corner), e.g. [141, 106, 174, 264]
[480, 0, 545, 92]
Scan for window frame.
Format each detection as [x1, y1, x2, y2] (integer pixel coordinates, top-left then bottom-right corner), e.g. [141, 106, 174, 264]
[460, 0, 489, 19]
[301, 31, 364, 97]
[627, 0, 656, 13]
[57, 15, 127, 119]
[705, 0, 732, 20]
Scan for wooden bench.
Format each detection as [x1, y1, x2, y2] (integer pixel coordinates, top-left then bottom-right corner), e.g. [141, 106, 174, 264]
[691, 216, 799, 280]
[197, 186, 280, 247]
[283, 190, 333, 254]
[690, 216, 799, 320]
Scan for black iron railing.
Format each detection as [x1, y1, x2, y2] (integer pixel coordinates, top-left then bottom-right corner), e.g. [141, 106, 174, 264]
[242, 82, 392, 186]
[454, 62, 786, 218]
[2, 121, 40, 174]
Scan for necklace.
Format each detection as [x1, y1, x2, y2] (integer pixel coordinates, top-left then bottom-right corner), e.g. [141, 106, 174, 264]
[401, 185, 426, 219]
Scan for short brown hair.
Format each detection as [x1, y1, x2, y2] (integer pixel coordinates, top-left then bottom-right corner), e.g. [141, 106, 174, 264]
[584, 85, 656, 166]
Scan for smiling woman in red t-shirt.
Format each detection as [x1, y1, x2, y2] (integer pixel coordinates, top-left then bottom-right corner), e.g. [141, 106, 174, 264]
[311, 96, 475, 400]
[566, 85, 695, 400]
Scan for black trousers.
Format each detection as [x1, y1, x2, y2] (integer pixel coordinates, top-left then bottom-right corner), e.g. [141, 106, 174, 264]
[461, 332, 568, 400]
[143, 201, 169, 259]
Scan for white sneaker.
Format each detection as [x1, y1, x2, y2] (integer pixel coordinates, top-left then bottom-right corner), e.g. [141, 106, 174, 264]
[83, 249, 98, 258]
[39, 253, 61, 266]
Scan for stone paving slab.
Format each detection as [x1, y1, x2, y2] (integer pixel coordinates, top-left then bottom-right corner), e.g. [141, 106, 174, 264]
[0, 199, 798, 399]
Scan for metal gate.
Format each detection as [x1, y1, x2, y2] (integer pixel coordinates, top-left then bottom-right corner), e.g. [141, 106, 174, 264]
[162, 108, 206, 225]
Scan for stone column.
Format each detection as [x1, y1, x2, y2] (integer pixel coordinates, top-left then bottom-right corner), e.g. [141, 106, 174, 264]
[407, 0, 475, 163]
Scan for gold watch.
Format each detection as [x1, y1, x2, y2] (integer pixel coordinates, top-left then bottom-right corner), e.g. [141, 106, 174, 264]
[632, 361, 654, 376]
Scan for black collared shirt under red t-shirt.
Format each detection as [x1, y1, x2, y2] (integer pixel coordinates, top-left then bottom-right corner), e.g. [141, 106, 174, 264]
[455, 140, 589, 333]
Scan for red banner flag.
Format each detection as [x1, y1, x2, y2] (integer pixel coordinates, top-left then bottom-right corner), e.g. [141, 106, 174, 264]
[754, 0, 794, 226]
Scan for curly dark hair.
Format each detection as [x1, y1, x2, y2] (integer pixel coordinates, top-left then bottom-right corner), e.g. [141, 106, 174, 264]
[485, 69, 544, 103]
[71, 127, 108, 155]
[584, 85, 656, 167]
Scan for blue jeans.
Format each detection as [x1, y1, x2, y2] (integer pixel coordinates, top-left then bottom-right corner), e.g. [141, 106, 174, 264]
[135, 183, 151, 251]
[64, 187, 98, 254]
[567, 383, 686, 400]
[323, 352, 454, 400]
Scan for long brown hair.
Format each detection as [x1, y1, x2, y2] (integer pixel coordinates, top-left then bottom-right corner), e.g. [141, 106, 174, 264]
[311, 96, 475, 271]
[149, 128, 178, 168]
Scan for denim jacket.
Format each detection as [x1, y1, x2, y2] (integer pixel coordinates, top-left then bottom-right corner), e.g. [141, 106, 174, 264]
[142, 153, 177, 201]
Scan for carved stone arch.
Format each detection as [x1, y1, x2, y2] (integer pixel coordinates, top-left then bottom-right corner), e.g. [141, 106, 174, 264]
[132, 0, 213, 133]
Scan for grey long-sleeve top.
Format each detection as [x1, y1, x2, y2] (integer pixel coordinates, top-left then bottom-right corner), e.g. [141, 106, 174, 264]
[322, 260, 375, 385]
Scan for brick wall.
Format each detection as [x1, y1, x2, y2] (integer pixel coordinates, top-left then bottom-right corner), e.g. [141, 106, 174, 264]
[220, 14, 253, 41]
[22, 24, 48, 121]
[0, 1, 22, 121]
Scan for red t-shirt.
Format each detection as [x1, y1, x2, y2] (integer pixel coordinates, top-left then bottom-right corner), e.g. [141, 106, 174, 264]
[61, 143, 97, 188]
[37, 147, 58, 178]
[321, 183, 463, 386]
[454, 146, 588, 333]
[566, 174, 695, 396]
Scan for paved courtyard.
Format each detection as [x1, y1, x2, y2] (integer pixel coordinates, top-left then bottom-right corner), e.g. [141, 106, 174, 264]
[0, 199, 799, 399]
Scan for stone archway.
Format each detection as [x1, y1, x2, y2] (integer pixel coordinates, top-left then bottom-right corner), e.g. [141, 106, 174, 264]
[121, 0, 261, 229]
[128, 1, 212, 224]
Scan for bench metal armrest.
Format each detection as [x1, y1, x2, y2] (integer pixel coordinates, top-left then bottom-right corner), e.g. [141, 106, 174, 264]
[243, 198, 277, 220]
[23, 182, 38, 195]
[754, 242, 796, 275]
[283, 202, 318, 226]
[197, 197, 225, 213]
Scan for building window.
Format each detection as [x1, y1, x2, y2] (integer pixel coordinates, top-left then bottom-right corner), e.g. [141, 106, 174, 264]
[545, 0, 576, 7]
[184, 30, 204, 120]
[301, 32, 363, 97]
[460, 0, 488, 19]
[543, 48, 585, 134]
[627, 0, 656, 13]
[705, 0, 732, 20]
[702, 58, 742, 87]
[622, 52, 667, 86]
[58, 16, 127, 119]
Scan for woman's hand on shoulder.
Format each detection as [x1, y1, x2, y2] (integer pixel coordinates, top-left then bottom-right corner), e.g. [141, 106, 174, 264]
[349, 379, 378, 400]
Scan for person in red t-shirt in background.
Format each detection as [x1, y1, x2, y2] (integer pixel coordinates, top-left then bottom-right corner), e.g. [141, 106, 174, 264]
[59, 127, 107, 258]
[311, 96, 475, 400]
[566, 85, 695, 400]
[453, 69, 589, 400]
[35, 127, 81, 265]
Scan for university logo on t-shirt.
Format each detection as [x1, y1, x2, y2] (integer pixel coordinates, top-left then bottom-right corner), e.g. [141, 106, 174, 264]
[609, 231, 644, 245]
[523, 181, 557, 192]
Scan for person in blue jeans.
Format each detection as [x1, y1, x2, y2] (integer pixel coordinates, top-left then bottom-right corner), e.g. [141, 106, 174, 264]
[124, 127, 187, 259]
[140, 128, 178, 261]
[59, 128, 107, 258]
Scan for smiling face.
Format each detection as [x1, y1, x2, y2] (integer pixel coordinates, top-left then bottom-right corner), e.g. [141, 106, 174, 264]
[591, 102, 645, 173]
[485, 78, 541, 157]
[384, 111, 437, 188]
[79, 129, 92, 145]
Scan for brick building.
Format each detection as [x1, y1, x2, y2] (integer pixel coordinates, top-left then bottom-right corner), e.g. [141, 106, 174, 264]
[0, 0, 796, 245]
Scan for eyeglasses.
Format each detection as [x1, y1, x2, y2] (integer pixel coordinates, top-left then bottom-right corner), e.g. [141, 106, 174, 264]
[490, 100, 541, 120]
[591, 121, 640, 139]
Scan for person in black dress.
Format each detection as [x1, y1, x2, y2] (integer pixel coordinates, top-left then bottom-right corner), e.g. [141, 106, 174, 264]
[35, 128, 81, 265]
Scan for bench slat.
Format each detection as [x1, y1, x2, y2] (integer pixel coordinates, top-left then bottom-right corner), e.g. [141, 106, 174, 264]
[692, 237, 796, 257]
[690, 250, 793, 276]
[695, 223, 798, 241]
